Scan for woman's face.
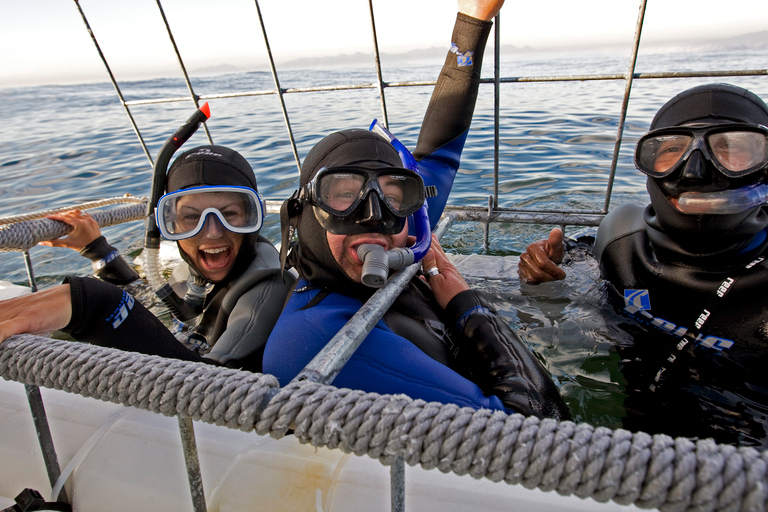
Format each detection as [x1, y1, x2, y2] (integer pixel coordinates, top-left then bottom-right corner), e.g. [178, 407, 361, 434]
[175, 192, 246, 282]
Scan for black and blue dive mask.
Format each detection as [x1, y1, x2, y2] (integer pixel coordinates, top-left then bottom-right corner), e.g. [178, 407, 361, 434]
[301, 165, 427, 235]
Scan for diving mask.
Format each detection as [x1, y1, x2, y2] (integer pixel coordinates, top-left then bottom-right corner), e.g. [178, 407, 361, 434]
[636, 123, 768, 179]
[302, 165, 428, 235]
[156, 185, 264, 240]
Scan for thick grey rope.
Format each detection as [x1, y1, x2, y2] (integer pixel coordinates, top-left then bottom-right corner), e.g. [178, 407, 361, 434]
[0, 199, 148, 252]
[1, 334, 767, 512]
[0, 196, 147, 225]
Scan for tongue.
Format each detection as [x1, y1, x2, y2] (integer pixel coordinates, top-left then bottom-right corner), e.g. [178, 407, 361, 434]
[201, 248, 231, 269]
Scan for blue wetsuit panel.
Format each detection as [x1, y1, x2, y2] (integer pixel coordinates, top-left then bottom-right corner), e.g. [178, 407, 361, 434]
[263, 282, 505, 411]
[416, 131, 469, 229]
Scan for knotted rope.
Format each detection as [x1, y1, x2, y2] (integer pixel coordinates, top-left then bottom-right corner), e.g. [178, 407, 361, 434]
[0, 197, 148, 252]
[1, 334, 766, 511]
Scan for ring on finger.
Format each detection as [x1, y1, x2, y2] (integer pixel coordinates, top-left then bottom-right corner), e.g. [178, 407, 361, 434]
[424, 267, 440, 278]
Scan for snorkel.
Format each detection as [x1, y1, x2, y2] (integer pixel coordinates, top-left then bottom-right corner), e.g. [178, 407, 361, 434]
[357, 120, 432, 287]
[671, 181, 768, 215]
[144, 103, 211, 321]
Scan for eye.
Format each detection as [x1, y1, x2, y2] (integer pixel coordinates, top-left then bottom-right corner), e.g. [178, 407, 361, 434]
[384, 194, 402, 209]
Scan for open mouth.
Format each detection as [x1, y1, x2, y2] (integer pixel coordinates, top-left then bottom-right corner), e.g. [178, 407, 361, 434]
[199, 246, 232, 269]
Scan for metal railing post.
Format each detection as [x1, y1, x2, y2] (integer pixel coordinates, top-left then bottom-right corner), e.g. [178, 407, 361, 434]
[252, 0, 302, 174]
[493, 13, 501, 210]
[155, 0, 213, 145]
[72, 0, 154, 167]
[21, 252, 69, 504]
[602, 0, 647, 213]
[367, 0, 390, 128]
[178, 416, 207, 512]
[25, 385, 69, 504]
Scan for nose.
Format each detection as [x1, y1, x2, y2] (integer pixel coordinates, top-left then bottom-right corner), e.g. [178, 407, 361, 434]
[679, 150, 713, 181]
[358, 193, 383, 225]
[201, 213, 225, 238]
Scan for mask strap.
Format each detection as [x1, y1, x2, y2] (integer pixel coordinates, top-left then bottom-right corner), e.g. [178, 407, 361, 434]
[279, 191, 302, 282]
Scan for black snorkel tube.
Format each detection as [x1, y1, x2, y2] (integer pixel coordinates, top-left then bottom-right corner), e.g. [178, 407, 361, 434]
[143, 103, 211, 321]
[358, 120, 433, 287]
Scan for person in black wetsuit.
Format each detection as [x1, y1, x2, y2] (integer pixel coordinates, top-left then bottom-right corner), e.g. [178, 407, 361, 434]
[518, 83, 768, 446]
[0, 145, 290, 371]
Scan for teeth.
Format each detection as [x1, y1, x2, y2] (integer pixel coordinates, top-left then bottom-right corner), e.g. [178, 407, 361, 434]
[202, 247, 227, 254]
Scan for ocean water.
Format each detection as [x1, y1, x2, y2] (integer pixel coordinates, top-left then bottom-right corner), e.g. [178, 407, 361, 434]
[1, 48, 766, 429]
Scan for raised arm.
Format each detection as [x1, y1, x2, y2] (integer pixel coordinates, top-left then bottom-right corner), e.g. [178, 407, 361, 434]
[413, 0, 504, 227]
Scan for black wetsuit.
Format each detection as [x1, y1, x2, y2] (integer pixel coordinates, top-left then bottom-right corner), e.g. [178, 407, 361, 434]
[591, 202, 768, 447]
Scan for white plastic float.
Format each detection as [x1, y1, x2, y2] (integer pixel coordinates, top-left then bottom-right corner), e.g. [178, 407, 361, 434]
[0, 378, 633, 512]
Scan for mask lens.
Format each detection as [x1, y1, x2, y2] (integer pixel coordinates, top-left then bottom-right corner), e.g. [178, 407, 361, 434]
[313, 167, 424, 217]
[318, 172, 366, 213]
[708, 131, 768, 173]
[157, 186, 263, 240]
[378, 173, 422, 214]
[637, 134, 692, 177]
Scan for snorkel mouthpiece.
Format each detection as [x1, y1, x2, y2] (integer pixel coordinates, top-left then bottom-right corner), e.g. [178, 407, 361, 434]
[357, 244, 415, 287]
[671, 181, 768, 215]
[361, 120, 432, 287]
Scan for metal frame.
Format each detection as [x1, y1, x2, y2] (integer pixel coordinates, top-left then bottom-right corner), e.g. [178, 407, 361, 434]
[16, 0, 766, 509]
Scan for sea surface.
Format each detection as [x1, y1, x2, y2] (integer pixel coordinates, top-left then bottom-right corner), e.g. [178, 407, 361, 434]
[1, 47, 766, 430]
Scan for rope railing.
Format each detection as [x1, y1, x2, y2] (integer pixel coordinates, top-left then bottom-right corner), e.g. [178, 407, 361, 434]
[1, 333, 766, 512]
[0, 198, 147, 252]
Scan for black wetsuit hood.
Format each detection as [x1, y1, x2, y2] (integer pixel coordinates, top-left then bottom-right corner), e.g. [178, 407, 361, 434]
[643, 83, 768, 262]
[282, 129, 404, 300]
[166, 145, 260, 289]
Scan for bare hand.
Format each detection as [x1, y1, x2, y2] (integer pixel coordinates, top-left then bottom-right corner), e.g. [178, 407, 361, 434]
[420, 234, 470, 309]
[458, 0, 504, 21]
[39, 210, 102, 251]
[0, 285, 73, 343]
[518, 228, 567, 284]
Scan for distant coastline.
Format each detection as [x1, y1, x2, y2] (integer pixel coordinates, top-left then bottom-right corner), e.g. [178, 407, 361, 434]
[191, 30, 768, 75]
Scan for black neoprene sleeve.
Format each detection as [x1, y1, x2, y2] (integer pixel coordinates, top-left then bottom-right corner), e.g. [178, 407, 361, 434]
[412, 13, 492, 160]
[444, 289, 571, 420]
[62, 276, 204, 362]
[79, 236, 139, 285]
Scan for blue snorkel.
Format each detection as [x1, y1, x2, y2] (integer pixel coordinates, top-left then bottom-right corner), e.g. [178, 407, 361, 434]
[357, 120, 433, 287]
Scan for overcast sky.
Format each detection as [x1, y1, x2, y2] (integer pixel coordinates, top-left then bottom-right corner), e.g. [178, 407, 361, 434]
[1, 0, 766, 87]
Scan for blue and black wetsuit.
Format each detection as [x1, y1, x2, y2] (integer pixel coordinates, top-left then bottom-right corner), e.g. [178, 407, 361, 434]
[264, 13, 570, 419]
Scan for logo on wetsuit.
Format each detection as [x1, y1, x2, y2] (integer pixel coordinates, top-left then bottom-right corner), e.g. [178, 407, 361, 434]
[107, 291, 135, 329]
[622, 289, 734, 352]
[450, 43, 473, 66]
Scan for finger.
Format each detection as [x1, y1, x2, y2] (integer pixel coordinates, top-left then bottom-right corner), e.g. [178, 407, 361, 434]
[547, 228, 565, 262]
[39, 239, 65, 248]
[421, 246, 438, 278]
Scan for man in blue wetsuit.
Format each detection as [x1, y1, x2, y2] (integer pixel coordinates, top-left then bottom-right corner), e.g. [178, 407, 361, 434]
[262, 0, 570, 420]
[518, 83, 768, 446]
